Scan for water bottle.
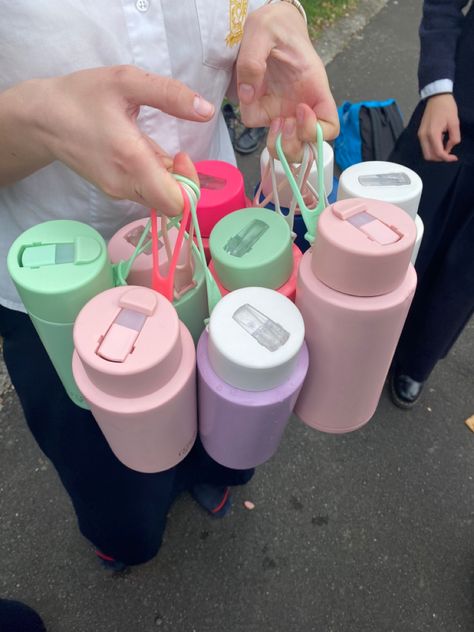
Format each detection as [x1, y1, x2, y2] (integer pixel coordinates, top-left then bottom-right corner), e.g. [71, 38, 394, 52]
[72, 286, 197, 473]
[195, 160, 248, 262]
[108, 218, 208, 344]
[197, 287, 309, 469]
[337, 161, 424, 263]
[295, 197, 417, 433]
[7, 220, 114, 408]
[208, 207, 302, 301]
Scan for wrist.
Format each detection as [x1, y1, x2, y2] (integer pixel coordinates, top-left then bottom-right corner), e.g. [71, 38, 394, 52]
[264, 0, 307, 24]
[0, 80, 54, 186]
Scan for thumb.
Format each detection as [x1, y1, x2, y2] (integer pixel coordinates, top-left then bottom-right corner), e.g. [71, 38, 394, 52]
[118, 65, 215, 122]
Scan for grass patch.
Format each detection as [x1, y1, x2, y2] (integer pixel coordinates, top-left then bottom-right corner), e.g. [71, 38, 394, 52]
[301, 0, 358, 37]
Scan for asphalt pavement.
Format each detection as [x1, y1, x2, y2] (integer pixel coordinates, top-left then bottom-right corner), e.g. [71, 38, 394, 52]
[1, 1, 473, 631]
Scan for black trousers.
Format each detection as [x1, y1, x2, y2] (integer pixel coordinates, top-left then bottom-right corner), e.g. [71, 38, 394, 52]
[390, 102, 474, 382]
[0, 306, 253, 566]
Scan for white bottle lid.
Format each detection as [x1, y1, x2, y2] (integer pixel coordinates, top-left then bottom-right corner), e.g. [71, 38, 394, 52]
[337, 161, 422, 220]
[208, 287, 305, 392]
[260, 142, 334, 209]
[412, 214, 424, 264]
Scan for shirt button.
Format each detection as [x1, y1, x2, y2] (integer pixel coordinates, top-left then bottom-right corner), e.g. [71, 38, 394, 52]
[136, 0, 150, 12]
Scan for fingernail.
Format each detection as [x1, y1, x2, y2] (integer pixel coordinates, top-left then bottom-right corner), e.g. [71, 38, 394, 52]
[193, 95, 215, 118]
[283, 118, 296, 138]
[238, 83, 255, 103]
[270, 117, 283, 135]
[296, 105, 305, 125]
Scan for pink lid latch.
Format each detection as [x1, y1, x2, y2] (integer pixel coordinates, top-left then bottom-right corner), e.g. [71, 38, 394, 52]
[97, 288, 157, 363]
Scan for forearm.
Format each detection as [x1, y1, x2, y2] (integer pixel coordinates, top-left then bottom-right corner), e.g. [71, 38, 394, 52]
[418, 0, 469, 92]
[0, 80, 54, 187]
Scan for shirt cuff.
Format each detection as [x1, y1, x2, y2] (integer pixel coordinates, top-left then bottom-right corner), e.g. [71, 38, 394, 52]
[420, 79, 454, 100]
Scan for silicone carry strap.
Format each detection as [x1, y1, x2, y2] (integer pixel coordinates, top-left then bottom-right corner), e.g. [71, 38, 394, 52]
[150, 186, 191, 302]
[275, 122, 327, 245]
[254, 145, 316, 239]
[174, 174, 222, 315]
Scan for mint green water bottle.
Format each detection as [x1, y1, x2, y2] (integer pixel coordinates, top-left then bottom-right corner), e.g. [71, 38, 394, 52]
[7, 220, 114, 408]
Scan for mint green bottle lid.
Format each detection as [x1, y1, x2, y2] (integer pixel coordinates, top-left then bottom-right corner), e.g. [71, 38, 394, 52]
[209, 208, 293, 291]
[8, 220, 114, 323]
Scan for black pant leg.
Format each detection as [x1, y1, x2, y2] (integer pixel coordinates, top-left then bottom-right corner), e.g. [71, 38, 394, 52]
[0, 306, 254, 565]
[0, 599, 46, 632]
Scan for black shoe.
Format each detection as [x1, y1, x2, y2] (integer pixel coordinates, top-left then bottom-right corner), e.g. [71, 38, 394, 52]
[234, 126, 267, 154]
[390, 371, 424, 409]
[222, 103, 238, 146]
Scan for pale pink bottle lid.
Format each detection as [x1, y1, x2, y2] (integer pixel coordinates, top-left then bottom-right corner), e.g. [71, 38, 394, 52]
[108, 218, 183, 288]
[196, 160, 247, 238]
[73, 286, 182, 398]
[312, 198, 417, 296]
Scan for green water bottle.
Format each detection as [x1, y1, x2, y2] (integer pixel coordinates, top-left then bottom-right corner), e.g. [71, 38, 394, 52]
[7, 220, 114, 408]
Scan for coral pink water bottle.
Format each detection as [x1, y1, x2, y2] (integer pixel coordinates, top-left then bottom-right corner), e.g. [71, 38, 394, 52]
[195, 160, 248, 261]
[72, 286, 197, 472]
[295, 198, 417, 433]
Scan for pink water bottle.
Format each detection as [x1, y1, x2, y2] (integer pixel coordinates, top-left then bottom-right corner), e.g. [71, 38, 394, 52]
[195, 160, 248, 262]
[197, 287, 309, 469]
[295, 198, 417, 433]
[72, 286, 197, 472]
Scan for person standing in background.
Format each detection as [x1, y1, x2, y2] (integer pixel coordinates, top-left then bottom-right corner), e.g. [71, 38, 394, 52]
[390, 0, 474, 408]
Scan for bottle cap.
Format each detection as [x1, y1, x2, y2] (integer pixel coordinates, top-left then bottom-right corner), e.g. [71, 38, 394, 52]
[7, 220, 113, 322]
[312, 198, 416, 296]
[337, 161, 422, 220]
[73, 286, 182, 398]
[209, 208, 293, 291]
[208, 287, 305, 391]
[195, 160, 247, 237]
[260, 142, 334, 208]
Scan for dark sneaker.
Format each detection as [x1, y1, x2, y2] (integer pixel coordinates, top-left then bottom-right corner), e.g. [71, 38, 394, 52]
[222, 103, 238, 146]
[234, 126, 267, 154]
[190, 484, 232, 517]
[95, 549, 128, 573]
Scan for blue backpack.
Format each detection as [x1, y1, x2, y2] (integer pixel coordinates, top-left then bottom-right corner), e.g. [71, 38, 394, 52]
[334, 99, 404, 171]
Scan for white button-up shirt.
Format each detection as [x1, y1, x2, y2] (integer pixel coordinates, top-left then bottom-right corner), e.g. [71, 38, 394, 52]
[0, 0, 264, 311]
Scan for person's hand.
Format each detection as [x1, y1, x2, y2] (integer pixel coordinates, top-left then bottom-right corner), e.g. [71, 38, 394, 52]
[236, 2, 339, 161]
[418, 93, 461, 162]
[2, 65, 216, 215]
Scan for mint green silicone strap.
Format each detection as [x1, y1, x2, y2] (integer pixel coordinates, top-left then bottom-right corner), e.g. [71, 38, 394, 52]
[174, 174, 222, 315]
[113, 173, 222, 315]
[275, 122, 326, 245]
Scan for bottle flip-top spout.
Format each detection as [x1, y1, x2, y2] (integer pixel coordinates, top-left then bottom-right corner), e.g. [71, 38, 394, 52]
[332, 201, 402, 245]
[96, 289, 157, 363]
[20, 236, 102, 268]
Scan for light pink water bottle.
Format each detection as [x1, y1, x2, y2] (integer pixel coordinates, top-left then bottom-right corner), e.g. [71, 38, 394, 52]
[295, 198, 417, 433]
[72, 286, 197, 472]
[198, 287, 309, 469]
